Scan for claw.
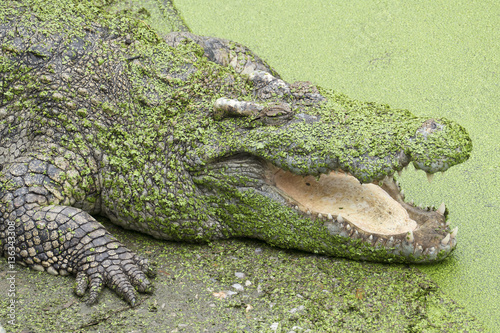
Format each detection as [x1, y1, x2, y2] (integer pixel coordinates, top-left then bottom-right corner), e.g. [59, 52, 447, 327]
[122, 285, 137, 306]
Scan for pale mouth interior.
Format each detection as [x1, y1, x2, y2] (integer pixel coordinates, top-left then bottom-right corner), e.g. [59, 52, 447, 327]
[271, 169, 417, 235]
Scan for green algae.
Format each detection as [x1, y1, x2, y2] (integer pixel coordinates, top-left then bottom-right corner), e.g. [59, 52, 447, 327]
[0, 0, 488, 331]
[0, 218, 484, 332]
[107, 0, 190, 34]
[1, 0, 471, 266]
[173, 0, 499, 331]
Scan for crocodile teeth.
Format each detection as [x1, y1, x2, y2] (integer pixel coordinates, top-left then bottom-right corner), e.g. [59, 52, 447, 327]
[337, 214, 344, 223]
[426, 172, 434, 183]
[437, 202, 446, 215]
[318, 213, 323, 219]
[346, 224, 351, 230]
[294, 206, 299, 210]
[306, 209, 311, 215]
[451, 227, 458, 239]
[414, 245, 424, 256]
[441, 233, 451, 246]
[406, 230, 414, 243]
[368, 235, 373, 242]
[327, 213, 333, 220]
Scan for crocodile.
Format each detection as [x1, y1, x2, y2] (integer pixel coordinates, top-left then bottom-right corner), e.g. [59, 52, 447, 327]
[0, 0, 472, 305]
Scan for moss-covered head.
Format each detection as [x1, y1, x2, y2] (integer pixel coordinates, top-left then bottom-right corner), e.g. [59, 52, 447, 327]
[187, 79, 471, 262]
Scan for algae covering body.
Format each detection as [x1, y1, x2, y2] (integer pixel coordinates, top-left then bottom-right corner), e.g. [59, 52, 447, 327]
[0, 0, 471, 305]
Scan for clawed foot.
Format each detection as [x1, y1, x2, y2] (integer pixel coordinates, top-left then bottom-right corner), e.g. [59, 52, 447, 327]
[74, 245, 156, 306]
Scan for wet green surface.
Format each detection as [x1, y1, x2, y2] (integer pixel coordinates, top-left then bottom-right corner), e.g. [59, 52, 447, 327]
[174, 0, 500, 331]
[0, 220, 484, 332]
[0, 0, 495, 331]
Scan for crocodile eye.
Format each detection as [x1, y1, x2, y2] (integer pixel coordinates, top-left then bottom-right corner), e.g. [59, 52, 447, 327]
[259, 104, 292, 117]
[252, 103, 293, 126]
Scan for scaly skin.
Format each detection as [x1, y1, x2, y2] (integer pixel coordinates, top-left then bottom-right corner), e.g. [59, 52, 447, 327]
[0, 0, 472, 305]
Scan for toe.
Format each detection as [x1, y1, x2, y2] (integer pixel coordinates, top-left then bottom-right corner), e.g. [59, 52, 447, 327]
[123, 262, 153, 293]
[106, 265, 138, 305]
[75, 271, 89, 296]
[133, 254, 157, 278]
[86, 273, 104, 305]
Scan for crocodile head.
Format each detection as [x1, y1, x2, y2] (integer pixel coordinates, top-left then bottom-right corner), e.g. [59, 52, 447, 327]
[189, 75, 472, 263]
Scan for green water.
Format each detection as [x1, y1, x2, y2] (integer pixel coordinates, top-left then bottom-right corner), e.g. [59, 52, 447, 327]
[175, 0, 500, 331]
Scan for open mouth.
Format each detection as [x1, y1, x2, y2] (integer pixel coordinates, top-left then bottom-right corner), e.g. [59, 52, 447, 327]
[210, 95, 469, 262]
[265, 164, 457, 262]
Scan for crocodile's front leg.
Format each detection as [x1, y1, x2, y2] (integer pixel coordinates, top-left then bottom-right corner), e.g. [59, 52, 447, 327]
[0, 157, 155, 305]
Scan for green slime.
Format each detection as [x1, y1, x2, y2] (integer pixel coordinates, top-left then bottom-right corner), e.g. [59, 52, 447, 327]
[174, 0, 500, 331]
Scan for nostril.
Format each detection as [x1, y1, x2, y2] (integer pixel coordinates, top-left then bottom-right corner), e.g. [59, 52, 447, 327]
[417, 119, 444, 138]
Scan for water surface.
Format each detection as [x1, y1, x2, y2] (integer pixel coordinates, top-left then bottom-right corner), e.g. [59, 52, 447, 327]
[175, 0, 500, 330]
